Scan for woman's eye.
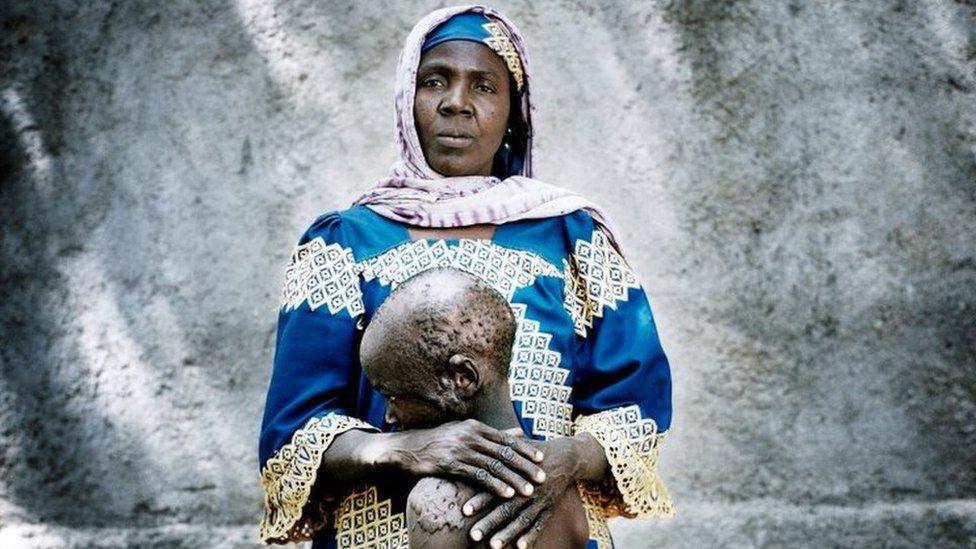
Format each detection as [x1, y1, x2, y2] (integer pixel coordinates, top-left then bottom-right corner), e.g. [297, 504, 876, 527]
[421, 77, 444, 88]
[477, 83, 495, 93]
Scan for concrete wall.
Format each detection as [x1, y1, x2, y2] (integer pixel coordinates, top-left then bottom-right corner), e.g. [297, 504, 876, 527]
[1, 0, 974, 547]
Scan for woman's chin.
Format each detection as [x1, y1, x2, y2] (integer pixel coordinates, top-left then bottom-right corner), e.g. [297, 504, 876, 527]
[429, 158, 490, 177]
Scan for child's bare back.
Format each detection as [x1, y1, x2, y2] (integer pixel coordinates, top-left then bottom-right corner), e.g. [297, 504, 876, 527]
[407, 476, 588, 548]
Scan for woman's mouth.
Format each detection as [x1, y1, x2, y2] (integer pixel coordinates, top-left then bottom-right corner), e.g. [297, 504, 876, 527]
[435, 133, 475, 148]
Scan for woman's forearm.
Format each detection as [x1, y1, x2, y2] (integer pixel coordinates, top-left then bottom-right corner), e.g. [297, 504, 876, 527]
[318, 429, 401, 488]
[319, 428, 607, 491]
[317, 421, 548, 497]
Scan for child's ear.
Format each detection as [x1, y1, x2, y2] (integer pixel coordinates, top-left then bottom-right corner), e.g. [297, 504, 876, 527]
[447, 354, 481, 399]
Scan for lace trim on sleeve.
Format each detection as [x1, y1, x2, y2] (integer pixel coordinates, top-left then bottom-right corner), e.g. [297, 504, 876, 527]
[573, 405, 674, 520]
[260, 414, 379, 544]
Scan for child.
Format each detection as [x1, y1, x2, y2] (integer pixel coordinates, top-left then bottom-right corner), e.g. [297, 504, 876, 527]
[360, 268, 588, 548]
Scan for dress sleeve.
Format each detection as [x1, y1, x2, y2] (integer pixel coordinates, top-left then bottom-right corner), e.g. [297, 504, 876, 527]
[563, 218, 674, 521]
[258, 212, 379, 544]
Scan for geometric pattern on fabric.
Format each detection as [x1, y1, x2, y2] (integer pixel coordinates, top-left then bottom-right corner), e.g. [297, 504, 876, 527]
[359, 238, 561, 301]
[260, 414, 379, 544]
[269, 233, 668, 547]
[563, 229, 640, 337]
[333, 485, 409, 549]
[508, 303, 573, 439]
[481, 22, 524, 92]
[573, 405, 673, 521]
[281, 237, 365, 317]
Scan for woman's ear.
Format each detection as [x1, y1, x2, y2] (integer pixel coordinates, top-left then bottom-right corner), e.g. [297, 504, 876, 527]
[447, 353, 481, 399]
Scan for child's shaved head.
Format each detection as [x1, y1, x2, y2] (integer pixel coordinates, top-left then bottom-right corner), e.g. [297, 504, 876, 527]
[364, 268, 515, 377]
[360, 268, 516, 428]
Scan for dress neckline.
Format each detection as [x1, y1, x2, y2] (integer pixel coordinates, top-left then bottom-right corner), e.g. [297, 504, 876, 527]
[394, 221, 506, 246]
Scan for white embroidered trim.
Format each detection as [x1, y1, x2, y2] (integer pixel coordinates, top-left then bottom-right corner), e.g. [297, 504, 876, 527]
[508, 303, 573, 439]
[359, 239, 561, 300]
[281, 237, 364, 317]
[260, 414, 379, 543]
[333, 485, 409, 549]
[564, 229, 640, 337]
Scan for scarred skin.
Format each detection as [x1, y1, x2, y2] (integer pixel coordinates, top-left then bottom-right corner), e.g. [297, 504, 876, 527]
[312, 40, 613, 548]
[407, 477, 588, 549]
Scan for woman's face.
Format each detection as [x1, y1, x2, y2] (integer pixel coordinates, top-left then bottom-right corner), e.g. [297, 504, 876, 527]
[414, 40, 512, 177]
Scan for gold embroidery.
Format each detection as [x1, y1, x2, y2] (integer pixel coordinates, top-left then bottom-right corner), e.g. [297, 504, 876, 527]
[360, 239, 560, 300]
[260, 414, 378, 543]
[563, 254, 594, 337]
[574, 406, 673, 519]
[481, 22, 524, 92]
[334, 485, 409, 549]
[508, 303, 573, 439]
[563, 229, 641, 337]
[281, 237, 364, 317]
[576, 484, 613, 549]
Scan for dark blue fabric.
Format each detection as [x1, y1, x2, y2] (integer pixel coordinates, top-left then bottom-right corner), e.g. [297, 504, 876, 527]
[421, 12, 494, 53]
[260, 206, 673, 548]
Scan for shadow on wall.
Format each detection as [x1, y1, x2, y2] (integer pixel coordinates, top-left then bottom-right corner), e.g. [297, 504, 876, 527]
[1, 4, 156, 525]
[0, 0, 289, 527]
[0, 0, 411, 529]
[656, 0, 976, 503]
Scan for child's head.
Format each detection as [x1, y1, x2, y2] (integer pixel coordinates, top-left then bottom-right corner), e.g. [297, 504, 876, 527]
[360, 268, 515, 429]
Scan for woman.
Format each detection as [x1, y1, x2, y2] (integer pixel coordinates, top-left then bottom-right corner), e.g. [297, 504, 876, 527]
[259, 6, 673, 548]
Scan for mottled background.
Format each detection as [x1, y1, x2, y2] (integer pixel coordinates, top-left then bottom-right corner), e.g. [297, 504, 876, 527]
[1, 0, 974, 547]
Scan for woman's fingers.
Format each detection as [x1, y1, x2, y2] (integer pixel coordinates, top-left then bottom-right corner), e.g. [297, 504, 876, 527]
[515, 507, 553, 549]
[451, 462, 516, 498]
[462, 492, 495, 516]
[488, 500, 549, 549]
[493, 441, 547, 483]
[465, 453, 536, 497]
[430, 421, 545, 498]
[470, 497, 530, 545]
[480, 425, 544, 463]
[503, 431, 546, 464]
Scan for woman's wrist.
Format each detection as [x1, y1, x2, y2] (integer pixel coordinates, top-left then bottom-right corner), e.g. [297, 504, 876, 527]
[355, 431, 405, 472]
[360, 430, 430, 475]
[551, 433, 608, 482]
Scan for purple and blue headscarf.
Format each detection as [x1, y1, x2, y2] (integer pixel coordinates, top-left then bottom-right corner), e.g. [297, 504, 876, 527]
[421, 12, 524, 93]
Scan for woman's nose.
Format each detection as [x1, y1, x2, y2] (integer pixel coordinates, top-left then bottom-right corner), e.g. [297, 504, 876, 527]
[439, 83, 473, 116]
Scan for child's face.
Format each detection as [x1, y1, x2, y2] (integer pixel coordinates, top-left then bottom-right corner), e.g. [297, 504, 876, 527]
[364, 358, 463, 430]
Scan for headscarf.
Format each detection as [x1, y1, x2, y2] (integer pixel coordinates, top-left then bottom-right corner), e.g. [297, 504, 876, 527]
[352, 5, 626, 251]
[421, 12, 525, 95]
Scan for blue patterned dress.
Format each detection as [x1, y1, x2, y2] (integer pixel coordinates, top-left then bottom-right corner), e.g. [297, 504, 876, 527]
[259, 206, 673, 548]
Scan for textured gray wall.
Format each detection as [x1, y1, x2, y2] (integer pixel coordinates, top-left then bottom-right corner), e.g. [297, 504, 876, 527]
[1, 1, 975, 547]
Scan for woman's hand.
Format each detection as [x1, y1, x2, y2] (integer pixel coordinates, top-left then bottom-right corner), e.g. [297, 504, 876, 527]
[460, 433, 608, 548]
[459, 436, 576, 549]
[379, 419, 547, 498]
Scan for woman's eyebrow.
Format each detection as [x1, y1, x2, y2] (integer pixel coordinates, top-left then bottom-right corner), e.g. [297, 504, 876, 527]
[418, 61, 503, 79]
